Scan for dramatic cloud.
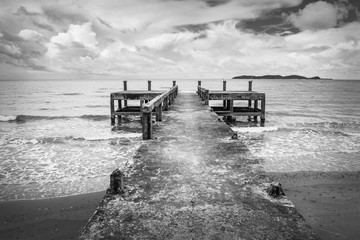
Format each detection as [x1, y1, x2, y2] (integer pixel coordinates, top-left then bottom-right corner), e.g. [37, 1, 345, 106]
[0, 0, 359, 79]
[287, 1, 351, 30]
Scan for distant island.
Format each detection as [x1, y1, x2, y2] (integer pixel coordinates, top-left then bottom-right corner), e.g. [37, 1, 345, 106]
[232, 75, 323, 80]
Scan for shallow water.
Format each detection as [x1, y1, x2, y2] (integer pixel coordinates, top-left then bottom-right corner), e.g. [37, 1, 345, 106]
[0, 79, 359, 200]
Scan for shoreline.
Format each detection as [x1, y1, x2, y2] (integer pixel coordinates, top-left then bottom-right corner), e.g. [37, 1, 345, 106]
[0, 190, 105, 240]
[1, 171, 359, 239]
[267, 171, 360, 240]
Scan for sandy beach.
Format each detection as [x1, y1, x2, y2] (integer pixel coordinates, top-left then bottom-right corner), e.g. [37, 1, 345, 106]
[268, 171, 360, 240]
[1, 172, 359, 239]
[0, 191, 105, 240]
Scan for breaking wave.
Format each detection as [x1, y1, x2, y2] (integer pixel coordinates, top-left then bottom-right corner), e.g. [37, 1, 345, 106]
[0, 114, 109, 123]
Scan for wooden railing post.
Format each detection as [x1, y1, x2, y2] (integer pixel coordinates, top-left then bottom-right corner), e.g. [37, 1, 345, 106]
[123, 81, 128, 107]
[148, 80, 151, 91]
[205, 89, 209, 105]
[110, 94, 115, 125]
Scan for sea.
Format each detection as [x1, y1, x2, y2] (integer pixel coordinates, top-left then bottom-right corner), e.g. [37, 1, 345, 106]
[0, 79, 359, 201]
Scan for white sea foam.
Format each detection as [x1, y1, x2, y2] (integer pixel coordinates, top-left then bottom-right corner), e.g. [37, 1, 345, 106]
[0, 115, 17, 122]
[231, 126, 279, 133]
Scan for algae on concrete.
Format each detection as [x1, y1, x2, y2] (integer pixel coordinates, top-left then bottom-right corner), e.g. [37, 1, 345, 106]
[79, 93, 319, 240]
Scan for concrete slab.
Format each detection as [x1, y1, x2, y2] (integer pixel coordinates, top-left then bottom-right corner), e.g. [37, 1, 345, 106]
[79, 93, 319, 240]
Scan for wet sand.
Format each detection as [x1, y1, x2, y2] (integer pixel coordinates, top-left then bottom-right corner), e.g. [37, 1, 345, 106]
[268, 171, 360, 240]
[0, 191, 105, 240]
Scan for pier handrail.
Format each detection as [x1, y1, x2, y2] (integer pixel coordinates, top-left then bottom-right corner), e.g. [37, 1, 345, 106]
[142, 85, 178, 139]
[143, 85, 178, 113]
[197, 85, 209, 105]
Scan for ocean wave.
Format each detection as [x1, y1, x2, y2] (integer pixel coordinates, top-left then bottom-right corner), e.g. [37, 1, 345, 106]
[286, 121, 360, 129]
[60, 93, 82, 96]
[232, 126, 278, 133]
[79, 115, 109, 121]
[4, 133, 142, 145]
[0, 114, 109, 123]
[85, 105, 108, 108]
[278, 127, 351, 137]
[0, 115, 17, 122]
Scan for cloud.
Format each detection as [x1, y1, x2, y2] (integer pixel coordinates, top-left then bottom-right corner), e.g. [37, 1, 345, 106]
[17, 29, 44, 41]
[0, 0, 359, 79]
[287, 1, 351, 30]
[46, 22, 98, 58]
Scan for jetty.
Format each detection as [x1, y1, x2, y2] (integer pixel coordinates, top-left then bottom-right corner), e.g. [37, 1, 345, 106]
[79, 82, 318, 239]
[197, 81, 265, 125]
[110, 81, 178, 139]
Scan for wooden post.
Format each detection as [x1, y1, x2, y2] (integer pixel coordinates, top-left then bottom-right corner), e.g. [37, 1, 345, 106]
[156, 104, 162, 121]
[197, 81, 201, 95]
[110, 94, 115, 125]
[248, 80, 253, 91]
[173, 81, 176, 87]
[123, 81, 128, 107]
[109, 169, 124, 194]
[205, 89, 209, 105]
[140, 99, 144, 121]
[227, 100, 234, 122]
[198, 81, 201, 86]
[261, 98, 265, 126]
[148, 80, 151, 91]
[248, 81, 253, 121]
[223, 80, 227, 109]
[117, 100, 122, 123]
[163, 97, 169, 111]
[226, 100, 231, 110]
[254, 100, 258, 123]
[142, 111, 152, 140]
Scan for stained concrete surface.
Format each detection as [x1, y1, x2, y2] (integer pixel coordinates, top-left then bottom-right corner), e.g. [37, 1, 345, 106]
[79, 93, 319, 240]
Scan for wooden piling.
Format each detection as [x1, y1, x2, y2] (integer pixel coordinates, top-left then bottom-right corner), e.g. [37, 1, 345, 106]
[248, 81, 253, 121]
[123, 81, 128, 107]
[109, 169, 124, 194]
[223, 80, 227, 109]
[110, 94, 115, 125]
[261, 98, 265, 126]
[173, 81, 176, 87]
[254, 100, 258, 123]
[156, 104, 162, 121]
[142, 111, 152, 140]
[163, 97, 169, 111]
[148, 81, 152, 91]
[117, 100, 122, 123]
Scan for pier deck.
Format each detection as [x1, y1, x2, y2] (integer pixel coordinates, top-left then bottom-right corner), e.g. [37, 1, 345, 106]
[80, 93, 318, 240]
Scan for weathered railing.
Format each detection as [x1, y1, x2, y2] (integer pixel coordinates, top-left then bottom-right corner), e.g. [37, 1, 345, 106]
[142, 85, 178, 140]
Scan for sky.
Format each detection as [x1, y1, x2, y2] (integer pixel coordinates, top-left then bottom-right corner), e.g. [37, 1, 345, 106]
[0, 0, 359, 80]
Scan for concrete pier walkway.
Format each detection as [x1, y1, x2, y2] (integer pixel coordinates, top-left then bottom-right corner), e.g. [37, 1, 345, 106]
[79, 93, 319, 240]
